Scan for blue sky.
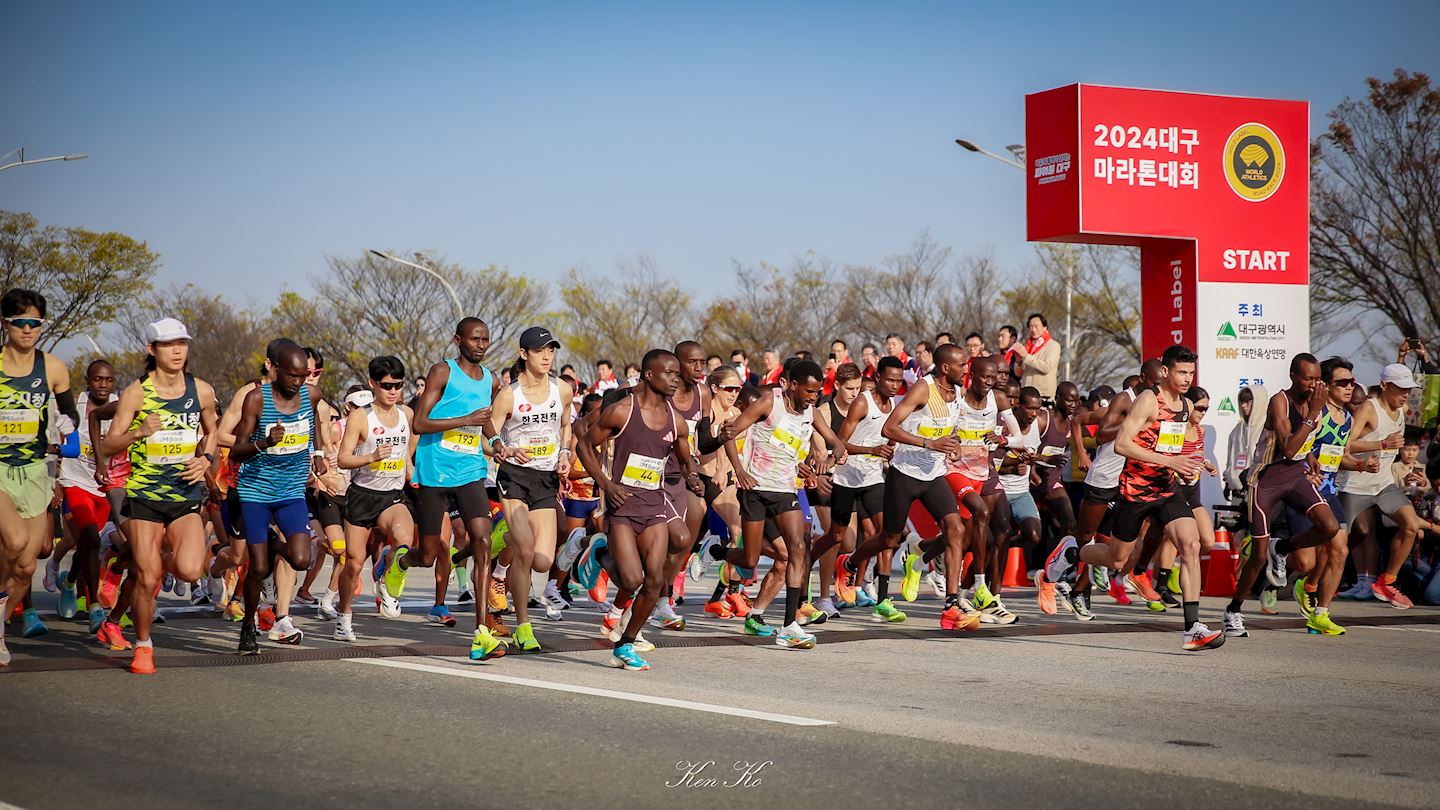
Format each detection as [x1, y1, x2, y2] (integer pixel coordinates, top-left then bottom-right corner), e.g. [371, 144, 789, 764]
[4, 1, 1438, 339]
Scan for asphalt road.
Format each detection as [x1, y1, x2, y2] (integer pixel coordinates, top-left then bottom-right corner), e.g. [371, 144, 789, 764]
[3, 570, 1436, 810]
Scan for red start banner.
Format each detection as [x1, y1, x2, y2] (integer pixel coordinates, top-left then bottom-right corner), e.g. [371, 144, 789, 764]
[1025, 83, 1310, 502]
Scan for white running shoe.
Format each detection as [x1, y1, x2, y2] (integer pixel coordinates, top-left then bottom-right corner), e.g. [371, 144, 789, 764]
[925, 570, 945, 599]
[1264, 537, 1288, 588]
[980, 598, 1018, 625]
[44, 555, 60, 593]
[1222, 610, 1248, 637]
[775, 621, 816, 649]
[376, 586, 402, 619]
[692, 534, 721, 582]
[1089, 564, 1111, 592]
[651, 601, 685, 629]
[0, 635, 9, 667]
[173, 579, 190, 600]
[1045, 535, 1079, 584]
[1183, 621, 1226, 651]
[268, 616, 303, 644]
[542, 581, 567, 621]
[334, 613, 357, 642]
[317, 590, 339, 620]
[815, 597, 840, 619]
[556, 527, 589, 575]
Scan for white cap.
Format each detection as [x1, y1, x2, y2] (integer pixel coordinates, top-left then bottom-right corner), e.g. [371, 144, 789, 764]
[1380, 363, 1419, 390]
[144, 317, 191, 343]
[344, 390, 375, 408]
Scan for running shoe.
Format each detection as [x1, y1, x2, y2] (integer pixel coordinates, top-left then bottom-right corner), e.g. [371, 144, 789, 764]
[1182, 621, 1225, 651]
[924, 570, 946, 600]
[651, 602, 686, 630]
[1068, 592, 1095, 621]
[88, 605, 107, 635]
[1222, 610, 1248, 637]
[268, 616, 303, 644]
[257, 607, 277, 631]
[871, 598, 907, 623]
[0, 636, 7, 667]
[384, 546, 410, 599]
[1034, 571, 1058, 615]
[855, 587, 878, 608]
[172, 579, 189, 600]
[834, 553, 857, 604]
[940, 604, 980, 631]
[427, 605, 457, 627]
[542, 581, 569, 619]
[608, 642, 650, 671]
[1127, 571, 1161, 603]
[119, 612, 133, 629]
[223, 600, 245, 622]
[488, 575, 509, 613]
[797, 602, 826, 626]
[1306, 611, 1346, 636]
[1146, 600, 1167, 613]
[704, 599, 734, 619]
[130, 645, 156, 675]
[588, 569, 610, 605]
[98, 562, 121, 610]
[152, 606, 166, 625]
[900, 553, 922, 602]
[1337, 576, 1374, 600]
[57, 573, 78, 620]
[317, 590, 339, 620]
[44, 554, 60, 593]
[238, 622, 260, 655]
[575, 533, 608, 591]
[21, 609, 47, 638]
[1160, 590, 1181, 608]
[815, 597, 840, 619]
[1371, 578, 1413, 609]
[1260, 587, 1279, 615]
[190, 580, 211, 606]
[979, 597, 1018, 625]
[1294, 578, 1316, 620]
[1045, 535, 1079, 584]
[470, 626, 507, 660]
[334, 614, 357, 642]
[294, 589, 317, 605]
[742, 616, 776, 637]
[1264, 537, 1288, 588]
[97, 620, 130, 650]
[1089, 564, 1111, 592]
[631, 632, 655, 653]
[973, 580, 996, 608]
[692, 534, 721, 582]
[776, 621, 816, 649]
[1166, 565, 1181, 595]
[486, 611, 512, 638]
[725, 590, 751, 617]
[601, 613, 621, 641]
[556, 527, 589, 575]
[514, 622, 541, 652]
[1107, 577, 1132, 605]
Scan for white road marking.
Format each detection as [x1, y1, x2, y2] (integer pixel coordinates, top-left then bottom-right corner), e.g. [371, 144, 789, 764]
[352, 657, 835, 726]
[1368, 625, 1440, 634]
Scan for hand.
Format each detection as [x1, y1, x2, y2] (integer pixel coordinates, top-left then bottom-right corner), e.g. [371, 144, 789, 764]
[602, 480, 630, 507]
[718, 420, 738, 442]
[817, 473, 833, 498]
[1363, 457, 1382, 474]
[686, 473, 704, 496]
[870, 443, 895, 461]
[370, 446, 393, 464]
[1307, 469, 1323, 487]
[556, 455, 572, 478]
[829, 447, 847, 469]
[265, 423, 286, 449]
[1382, 431, 1404, 451]
[468, 407, 492, 428]
[798, 460, 817, 480]
[94, 465, 111, 488]
[1305, 384, 1328, 418]
[136, 413, 163, 439]
[180, 456, 210, 484]
[1405, 470, 1425, 486]
[310, 455, 330, 477]
[928, 436, 960, 456]
[504, 446, 534, 465]
[734, 467, 758, 491]
[1012, 342, 1029, 357]
[1204, 459, 1218, 476]
[1075, 452, 1091, 474]
[1167, 454, 1205, 479]
[1416, 340, 1430, 361]
[1029, 472, 1041, 487]
[50, 483, 63, 509]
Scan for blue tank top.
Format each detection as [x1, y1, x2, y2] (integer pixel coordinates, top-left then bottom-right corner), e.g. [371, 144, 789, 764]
[237, 383, 313, 502]
[1315, 406, 1353, 496]
[414, 360, 492, 487]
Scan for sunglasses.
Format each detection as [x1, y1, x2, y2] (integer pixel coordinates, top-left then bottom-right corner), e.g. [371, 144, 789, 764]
[1193, 405, 1209, 413]
[376, 381, 405, 391]
[5, 318, 47, 330]
[1331, 379, 1356, 388]
[716, 385, 742, 393]
[309, 369, 324, 378]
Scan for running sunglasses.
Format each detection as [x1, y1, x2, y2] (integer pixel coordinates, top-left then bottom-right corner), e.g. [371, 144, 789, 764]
[375, 381, 405, 391]
[1193, 405, 1209, 413]
[716, 385, 742, 393]
[1330, 378, 1357, 388]
[5, 318, 47, 329]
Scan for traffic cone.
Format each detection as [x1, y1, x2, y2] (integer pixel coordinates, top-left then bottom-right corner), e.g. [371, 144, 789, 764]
[1202, 527, 1237, 597]
[1002, 546, 1029, 588]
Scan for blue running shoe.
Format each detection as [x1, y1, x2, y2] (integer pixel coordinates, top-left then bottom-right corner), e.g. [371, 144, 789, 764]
[427, 604, 457, 627]
[21, 609, 48, 638]
[88, 604, 107, 634]
[576, 533, 608, 591]
[372, 546, 392, 583]
[855, 589, 876, 608]
[57, 572, 78, 620]
[607, 643, 650, 671]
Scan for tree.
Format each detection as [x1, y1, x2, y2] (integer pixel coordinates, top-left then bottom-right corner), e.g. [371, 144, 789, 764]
[555, 256, 695, 369]
[0, 210, 159, 350]
[1311, 69, 1440, 355]
[701, 253, 843, 359]
[108, 283, 269, 401]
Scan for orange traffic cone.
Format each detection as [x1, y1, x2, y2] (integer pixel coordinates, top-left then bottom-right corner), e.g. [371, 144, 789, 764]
[1201, 527, 1237, 597]
[1002, 546, 1029, 588]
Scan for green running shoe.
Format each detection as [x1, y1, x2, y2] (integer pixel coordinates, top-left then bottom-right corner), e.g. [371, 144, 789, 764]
[901, 553, 922, 602]
[1166, 565, 1181, 595]
[384, 546, 410, 599]
[973, 581, 995, 607]
[871, 597, 907, 623]
[470, 626, 507, 660]
[1306, 611, 1346, 635]
[743, 616, 776, 637]
[1294, 577, 1316, 620]
[1260, 586, 1279, 614]
[514, 621, 541, 652]
[1146, 600, 1167, 613]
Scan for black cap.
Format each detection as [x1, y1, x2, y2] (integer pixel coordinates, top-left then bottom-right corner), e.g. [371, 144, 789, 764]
[519, 326, 560, 351]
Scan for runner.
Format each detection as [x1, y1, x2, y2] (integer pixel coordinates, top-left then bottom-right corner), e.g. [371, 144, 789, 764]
[102, 317, 219, 673]
[1048, 345, 1224, 651]
[56, 360, 118, 633]
[1030, 381, 1090, 618]
[410, 317, 506, 661]
[654, 340, 716, 630]
[490, 326, 572, 652]
[997, 386, 1044, 610]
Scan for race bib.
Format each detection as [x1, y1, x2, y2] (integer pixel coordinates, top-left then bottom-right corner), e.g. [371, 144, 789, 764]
[440, 425, 483, 455]
[81, 441, 94, 458]
[0, 409, 39, 444]
[1235, 452, 1249, 471]
[957, 418, 991, 447]
[146, 428, 197, 465]
[1292, 428, 1319, 461]
[620, 453, 664, 490]
[917, 420, 953, 440]
[1155, 421, 1186, 454]
[771, 426, 809, 459]
[369, 445, 405, 477]
[1317, 443, 1343, 474]
[522, 439, 559, 461]
[685, 418, 699, 456]
[268, 418, 310, 455]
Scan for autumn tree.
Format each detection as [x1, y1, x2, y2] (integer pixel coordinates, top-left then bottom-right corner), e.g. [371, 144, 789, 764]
[555, 256, 695, 369]
[109, 283, 268, 401]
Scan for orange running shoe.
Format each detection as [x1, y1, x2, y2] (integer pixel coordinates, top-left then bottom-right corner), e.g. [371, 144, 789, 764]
[1033, 571, 1058, 615]
[725, 590, 751, 618]
[488, 577, 509, 613]
[1372, 578, 1413, 609]
[257, 607, 277, 631]
[940, 605, 981, 631]
[704, 600, 735, 619]
[97, 620, 131, 651]
[130, 646, 155, 675]
[1108, 577, 1132, 605]
[834, 553, 857, 605]
[601, 613, 620, 641]
[98, 561, 122, 610]
[588, 570, 610, 605]
[1127, 572, 1161, 603]
[485, 611, 512, 637]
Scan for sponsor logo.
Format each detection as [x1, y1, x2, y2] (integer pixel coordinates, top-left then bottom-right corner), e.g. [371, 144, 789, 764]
[1217, 322, 1238, 341]
[518, 403, 532, 413]
[1217, 397, 1237, 416]
[183, 398, 194, 409]
[1033, 153, 1072, 185]
[30, 378, 42, 389]
[1223, 122, 1284, 202]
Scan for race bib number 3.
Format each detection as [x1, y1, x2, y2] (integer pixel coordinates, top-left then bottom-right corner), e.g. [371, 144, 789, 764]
[440, 426, 482, 455]
[268, 419, 310, 455]
[146, 428, 197, 465]
[771, 426, 809, 459]
[1155, 421, 1186, 454]
[1317, 443, 1343, 473]
[620, 453, 664, 490]
[0, 409, 39, 444]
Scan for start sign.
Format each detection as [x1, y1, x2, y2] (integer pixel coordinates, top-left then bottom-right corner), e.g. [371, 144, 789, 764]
[1025, 83, 1310, 504]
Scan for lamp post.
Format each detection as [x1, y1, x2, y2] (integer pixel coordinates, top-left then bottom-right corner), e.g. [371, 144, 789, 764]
[0, 148, 88, 174]
[367, 249, 464, 319]
[955, 137, 1075, 381]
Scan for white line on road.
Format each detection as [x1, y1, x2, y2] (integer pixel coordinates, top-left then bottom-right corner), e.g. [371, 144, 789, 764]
[352, 658, 836, 727]
[1367, 625, 1440, 634]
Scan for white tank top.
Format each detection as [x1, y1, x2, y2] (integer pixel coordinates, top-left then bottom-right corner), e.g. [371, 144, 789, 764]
[1085, 387, 1136, 489]
[1339, 398, 1402, 497]
[500, 378, 564, 472]
[350, 406, 410, 492]
[890, 376, 962, 482]
[58, 392, 117, 495]
[741, 388, 814, 493]
[833, 390, 888, 489]
[950, 390, 998, 480]
[999, 415, 1041, 496]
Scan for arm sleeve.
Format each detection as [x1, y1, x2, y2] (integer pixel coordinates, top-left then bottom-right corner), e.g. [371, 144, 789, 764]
[695, 415, 725, 455]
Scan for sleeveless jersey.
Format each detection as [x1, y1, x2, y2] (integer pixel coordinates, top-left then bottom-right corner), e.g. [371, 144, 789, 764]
[414, 360, 491, 487]
[668, 384, 704, 478]
[500, 377, 564, 472]
[0, 350, 51, 467]
[1118, 392, 1190, 503]
[608, 397, 679, 517]
[1033, 408, 1072, 490]
[350, 405, 410, 491]
[999, 415, 1041, 496]
[237, 383, 313, 503]
[890, 376, 961, 482]
[126, 374, 203, 502]
[1253, 391, 1321, 473]
[59, 391, 116, 494]
[951, 390, 998, 480]
[740, 388, 814, 494]
[1313, 405, 1352, 495]
[1340, 398, 1402, 497]
[833, 391, 887, 489]
[1085, 387, 1136, 489]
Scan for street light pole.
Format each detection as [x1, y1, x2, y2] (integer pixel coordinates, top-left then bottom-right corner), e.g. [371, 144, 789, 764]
[367, 249, 464, 319]
[0, 147, 88, 174]
[955, 136, 1075, 380]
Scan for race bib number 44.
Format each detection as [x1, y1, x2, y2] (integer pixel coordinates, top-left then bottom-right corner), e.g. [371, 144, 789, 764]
[146, 428, 197, 465]
[620, 454, 664, 490]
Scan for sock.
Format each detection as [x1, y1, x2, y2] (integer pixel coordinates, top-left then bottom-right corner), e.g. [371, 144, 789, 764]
[784, 587, 802, 627]
[876, 575, 890, 601]
[1157, 568, 1171, 586]
[1274, 538, 1294, 556]
[1304, 579, 1318, 593]
[974, 574, 987, 590]
[1183, 601, 1199, 627]
[945, 593, 959, 607]
[135, 638, 153, 648]
[492, 563, 509, 579]
[1316, 606, 1329, 615]
[710, 583, 727, 602]
[617, 634, 635, 648]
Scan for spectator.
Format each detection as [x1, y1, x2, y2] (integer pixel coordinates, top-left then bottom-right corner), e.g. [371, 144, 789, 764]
[915, 340, 935, 376]
[1399, 337, 1440, 374]
[996, 324, 1024, 384]
[592, 358, 620, 393]
[964, 331, 988, 359]
[859, 343, 880, 378]
[623, 362, 641, 387]
[729, 349, 759, 387]
[1225, 384, 1266, 497]
[761, 348, 783, 385]
[934, 331, 954, 346]
[1011, 313, 1062, 399]
[884, 332, 920, 384]
[706, 354, 723, 373]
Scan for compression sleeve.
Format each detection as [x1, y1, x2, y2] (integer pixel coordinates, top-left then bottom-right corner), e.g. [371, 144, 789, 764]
[695, 415, 725, 455]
